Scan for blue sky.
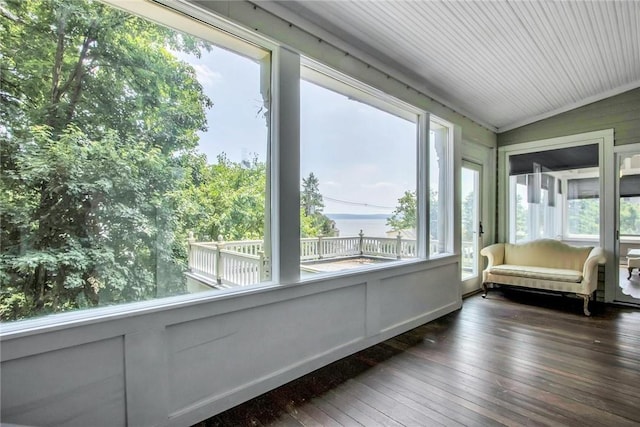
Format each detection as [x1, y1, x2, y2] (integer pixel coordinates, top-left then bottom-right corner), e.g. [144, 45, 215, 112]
[180, 48, 268, 163]
[300, 80, 416, 214]
[182, 45, 429, 215]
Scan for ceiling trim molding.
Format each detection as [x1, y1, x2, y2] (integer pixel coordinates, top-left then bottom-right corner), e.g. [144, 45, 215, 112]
[498, 80, 640, 134]
[256, 0, 498, 133]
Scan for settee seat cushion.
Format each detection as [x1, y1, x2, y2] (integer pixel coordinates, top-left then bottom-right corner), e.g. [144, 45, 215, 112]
[489, 265, 583, 283]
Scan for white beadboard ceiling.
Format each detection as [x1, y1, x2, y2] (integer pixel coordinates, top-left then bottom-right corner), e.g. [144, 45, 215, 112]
[264, 0, 640, 132]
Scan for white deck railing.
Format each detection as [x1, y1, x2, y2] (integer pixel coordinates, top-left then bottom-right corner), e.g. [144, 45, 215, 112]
[188, 232, 425, 287]
[188, 242, 219, 279]
[187, 238, 268, 287]
[220, 249, 266, 286]
[461, 239, 475, 271]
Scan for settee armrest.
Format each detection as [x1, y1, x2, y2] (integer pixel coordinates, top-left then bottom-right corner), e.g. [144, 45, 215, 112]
[480, 243, 505, 268]
[582, 246, 605, 287]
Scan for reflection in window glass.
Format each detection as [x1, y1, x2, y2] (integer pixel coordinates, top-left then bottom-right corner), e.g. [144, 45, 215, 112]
[510, 173, 562, 242]
[620, 197, 640, 235]
[567, 178, 599, 236]
[0, 0, 270, 321]
[299, 69, 418, 276]
[508, 144, 599, 243]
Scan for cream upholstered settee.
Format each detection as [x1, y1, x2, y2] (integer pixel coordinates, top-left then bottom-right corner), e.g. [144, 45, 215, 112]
[480, 239, 605, 316]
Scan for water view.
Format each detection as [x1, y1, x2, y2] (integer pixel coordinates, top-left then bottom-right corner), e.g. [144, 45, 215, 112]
[327, 214, 391, 237]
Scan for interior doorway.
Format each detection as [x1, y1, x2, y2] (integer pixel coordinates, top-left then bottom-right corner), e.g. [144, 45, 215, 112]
[616, 149, 640, 305]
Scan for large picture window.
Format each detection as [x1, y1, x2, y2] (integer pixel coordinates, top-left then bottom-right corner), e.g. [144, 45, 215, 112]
[299, 63, 423, 275]
[0, 0, 271, 321]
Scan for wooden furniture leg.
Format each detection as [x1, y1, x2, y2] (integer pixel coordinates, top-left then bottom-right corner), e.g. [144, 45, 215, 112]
[582, 294, 591, 317]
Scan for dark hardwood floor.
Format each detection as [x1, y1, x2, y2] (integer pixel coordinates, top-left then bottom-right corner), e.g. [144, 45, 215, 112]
[195, 290, 640, 427]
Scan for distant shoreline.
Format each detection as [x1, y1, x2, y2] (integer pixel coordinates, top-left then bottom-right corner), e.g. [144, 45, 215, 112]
[328, 215, 390, 237]
[326, 213, 390, 220]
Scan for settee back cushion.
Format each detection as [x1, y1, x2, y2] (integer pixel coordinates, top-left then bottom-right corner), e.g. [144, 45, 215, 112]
[504, 239, 592, 271]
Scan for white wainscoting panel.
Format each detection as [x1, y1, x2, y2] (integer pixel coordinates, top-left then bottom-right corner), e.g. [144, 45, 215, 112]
[1, 259, 461, 426]
[165, 284, 367, 415]
[1, 337, 126, 427]
[379, 263, 460, 332]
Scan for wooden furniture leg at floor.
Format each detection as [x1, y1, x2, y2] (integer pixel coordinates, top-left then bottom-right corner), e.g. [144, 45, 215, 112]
[580, 293, 593, 317]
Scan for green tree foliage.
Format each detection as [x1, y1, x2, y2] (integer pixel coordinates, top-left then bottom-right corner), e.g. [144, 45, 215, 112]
[515, 193, 528, 241]
[300, 208, 319, 238]
[568, 197, 640, 236]
[300, 172, 336, 237]
[567, 199, 600, 235]
[620, 198, 640, 235]
[178, 153, 267, 242]
[386, 190, 438, 235]
[1, 0, 215, 320]
[461, 192, 475, 241]
[301, 172, 324, 216]
[387, 190, 416, 231]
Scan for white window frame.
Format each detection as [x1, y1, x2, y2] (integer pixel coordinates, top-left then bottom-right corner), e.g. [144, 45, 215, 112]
[429, 116, 455, 256]
[299, 58, 432, 267]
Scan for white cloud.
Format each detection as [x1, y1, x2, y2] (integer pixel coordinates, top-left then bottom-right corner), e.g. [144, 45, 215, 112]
[192, 64, 223, 86]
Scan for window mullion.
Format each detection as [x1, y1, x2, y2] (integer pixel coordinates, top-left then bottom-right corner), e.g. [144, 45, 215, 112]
[417, 113, 430, 258]
[271, 47, 301, 284]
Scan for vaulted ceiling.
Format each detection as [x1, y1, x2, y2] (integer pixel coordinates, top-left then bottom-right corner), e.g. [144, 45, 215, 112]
[264, 0, 640, 132]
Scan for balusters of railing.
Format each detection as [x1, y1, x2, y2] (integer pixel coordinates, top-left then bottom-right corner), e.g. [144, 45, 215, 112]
[188, 243, 211, 277]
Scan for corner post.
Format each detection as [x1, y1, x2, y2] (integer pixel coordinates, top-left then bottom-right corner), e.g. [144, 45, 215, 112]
[216, 234, 224, 285]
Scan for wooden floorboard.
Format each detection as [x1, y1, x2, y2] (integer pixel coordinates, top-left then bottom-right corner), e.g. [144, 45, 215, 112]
[194, 290, 640, 427]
